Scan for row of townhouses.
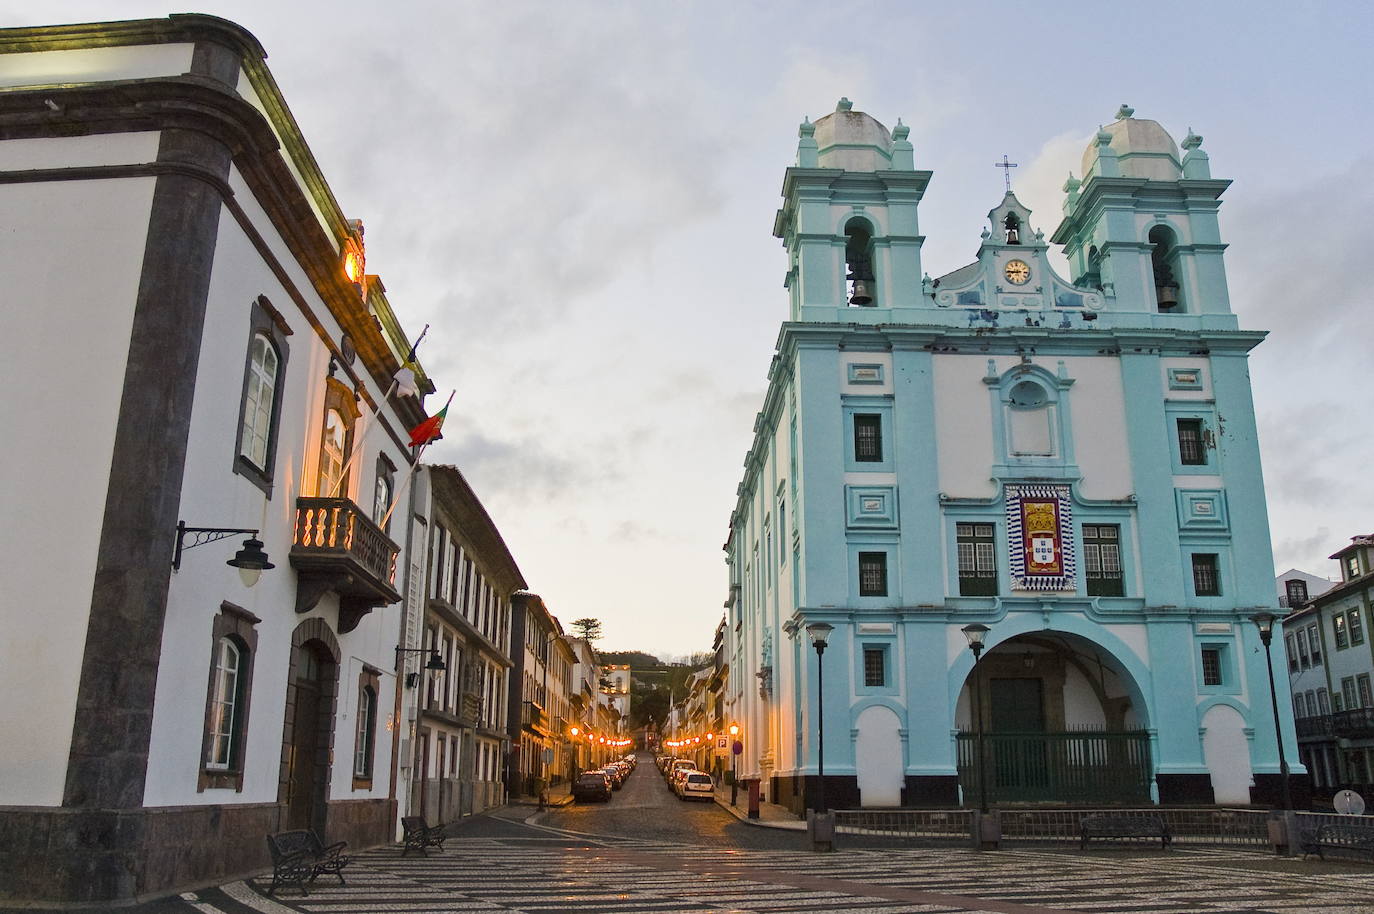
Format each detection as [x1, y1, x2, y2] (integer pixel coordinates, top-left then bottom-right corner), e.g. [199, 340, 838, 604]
[0, 16, 626, 907]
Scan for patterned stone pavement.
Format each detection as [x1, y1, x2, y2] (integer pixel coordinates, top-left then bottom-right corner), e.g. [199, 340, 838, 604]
[174, 829, 1374, 914]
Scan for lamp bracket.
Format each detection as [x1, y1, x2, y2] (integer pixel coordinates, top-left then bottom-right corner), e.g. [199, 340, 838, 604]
[173, 521, 260, 570]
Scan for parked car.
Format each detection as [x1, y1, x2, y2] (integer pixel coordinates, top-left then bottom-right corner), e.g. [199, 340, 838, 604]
[572, 771, 613, 803]
[677, 770, 714, 801]
[669, 766, 695, 793]
[602, 765, 626, 790]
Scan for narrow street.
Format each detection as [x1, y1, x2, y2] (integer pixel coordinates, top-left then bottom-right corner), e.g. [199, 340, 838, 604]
[89, 768, 1374, 914]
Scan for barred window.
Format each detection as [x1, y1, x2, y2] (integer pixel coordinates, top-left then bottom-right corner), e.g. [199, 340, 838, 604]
[1177, 418, 1206, 466]
[859, 552, 887, 597]
[854, 414, 883, 462]
[1191, 553, 1220, 596]
[1200, 647, 1222, 686]
[863, 647, 886, 687]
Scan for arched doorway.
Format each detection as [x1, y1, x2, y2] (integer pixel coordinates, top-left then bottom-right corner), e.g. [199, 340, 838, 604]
[855, 705, 903, 807]
[956, 633, 1152, 804]
[279, 620, 339, 831]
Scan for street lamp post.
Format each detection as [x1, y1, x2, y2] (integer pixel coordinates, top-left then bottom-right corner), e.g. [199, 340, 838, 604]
[729, 723, 741, 806]
[961, 624, 990, 815]
[1251, 612, 1294, 833]
[805, 622, 834, 817]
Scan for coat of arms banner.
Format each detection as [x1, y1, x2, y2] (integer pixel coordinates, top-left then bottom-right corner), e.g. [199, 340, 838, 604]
[1005, 484, 1075, 591]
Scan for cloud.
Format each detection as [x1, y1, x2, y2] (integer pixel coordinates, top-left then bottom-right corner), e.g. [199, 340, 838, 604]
[1013, 128, 1093, 275]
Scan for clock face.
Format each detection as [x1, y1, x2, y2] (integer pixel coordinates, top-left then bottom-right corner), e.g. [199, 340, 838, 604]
[1004, 259, 1031, 285]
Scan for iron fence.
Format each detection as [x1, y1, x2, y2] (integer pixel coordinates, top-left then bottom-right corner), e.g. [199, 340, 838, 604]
[834, 808, 973, 841]
[956, 731, 1153, 804]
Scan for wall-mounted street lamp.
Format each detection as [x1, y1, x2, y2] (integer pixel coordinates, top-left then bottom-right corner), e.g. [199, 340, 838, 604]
[962, 623, 990, 815]
[395, 646, 447, 689]
[172, 520, 274, 587]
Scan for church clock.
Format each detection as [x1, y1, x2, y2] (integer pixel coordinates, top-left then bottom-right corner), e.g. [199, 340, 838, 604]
[1004, 259, 1031, 285]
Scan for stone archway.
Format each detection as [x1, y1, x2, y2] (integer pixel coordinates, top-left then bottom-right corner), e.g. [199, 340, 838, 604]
[279, 618, 340, 832]
[956, 632, 1152, 805]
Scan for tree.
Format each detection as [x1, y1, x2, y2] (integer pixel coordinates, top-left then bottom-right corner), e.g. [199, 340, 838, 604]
[570, 617, 603, 642]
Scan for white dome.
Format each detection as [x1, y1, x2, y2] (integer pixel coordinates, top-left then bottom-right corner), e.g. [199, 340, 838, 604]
[1082, 111, 1181, 181]
[813, 98, 893, 172]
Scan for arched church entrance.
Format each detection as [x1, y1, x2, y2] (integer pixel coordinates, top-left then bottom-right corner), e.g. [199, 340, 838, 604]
[956, 632, 1152, 805]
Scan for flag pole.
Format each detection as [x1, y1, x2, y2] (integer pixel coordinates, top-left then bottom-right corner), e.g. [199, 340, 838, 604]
[380, 390, 454, 529]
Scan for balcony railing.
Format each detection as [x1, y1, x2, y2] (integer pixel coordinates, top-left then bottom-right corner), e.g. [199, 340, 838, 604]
[290, 497, 401, 632]
[1333, 708, 1374, 738]
[1296, 714, 1333, 739]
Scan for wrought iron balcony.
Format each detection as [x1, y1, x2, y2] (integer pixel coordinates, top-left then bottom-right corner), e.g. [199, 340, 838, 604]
[290, 497, 401, 632]
[1332, 708, 1374, 739]
[1295, 714, 1334, 740]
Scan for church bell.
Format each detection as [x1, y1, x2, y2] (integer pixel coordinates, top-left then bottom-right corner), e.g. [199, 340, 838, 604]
[849, 279, 874, 306]
[1155, 281, 1179, 310]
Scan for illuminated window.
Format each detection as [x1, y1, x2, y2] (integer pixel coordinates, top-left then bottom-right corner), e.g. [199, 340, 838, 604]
[319, 409, 346, 497]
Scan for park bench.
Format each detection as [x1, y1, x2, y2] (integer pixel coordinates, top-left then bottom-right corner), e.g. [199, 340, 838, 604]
[265, 829, 351, 896]
[401, 815, 448, 856]
[1079, 814, 1171, 849]
[1300, 823, 1374, 861]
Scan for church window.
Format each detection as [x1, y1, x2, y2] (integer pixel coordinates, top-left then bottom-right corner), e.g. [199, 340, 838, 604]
[1177, 419, 1207, 466]
[844, 219, 876, 306]
[854, 414, 883, 461]
[859, 552, 888, 596]
[1191, 553, 1220, 596]
[1309, 625, 1322, 665]
[1008, 380, 1047, 409]
[1149, 225, 1182, 312]
[863, 646, 887, 687]
[1334, 613, 1348, 650]
[1200, 647, 1222, 686]
[1350, 608, 1365, 646]
[1083, 525, 1123, 596]
[957, 523, 998, 596]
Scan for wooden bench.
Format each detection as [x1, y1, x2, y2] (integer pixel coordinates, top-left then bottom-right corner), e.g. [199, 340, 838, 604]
[1080, 814, 1171, 849]
[265, 830, 350, 896]
[401, 816, 447, 856]
[1300, 823, 1374, 861]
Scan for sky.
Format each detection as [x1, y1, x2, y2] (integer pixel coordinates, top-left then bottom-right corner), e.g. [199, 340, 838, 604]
[9, 1, 1371, 656]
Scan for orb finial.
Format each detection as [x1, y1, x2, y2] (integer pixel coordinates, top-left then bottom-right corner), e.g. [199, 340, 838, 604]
[892, 117, 910, 141]
[836, 97, 853, 112]
[799, 116, 815, 138]
[1115, 104, 1135, 120]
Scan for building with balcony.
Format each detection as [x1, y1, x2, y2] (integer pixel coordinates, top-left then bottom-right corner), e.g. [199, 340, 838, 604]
[401, 465, 520, 823]
[1284, 539, 1374, 798]
[726, 100, 1296, 816]
[0, 15, 434, 905]
[506, 592, 570, 798]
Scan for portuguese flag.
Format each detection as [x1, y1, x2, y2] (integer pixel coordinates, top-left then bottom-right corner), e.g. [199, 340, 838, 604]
[408, 392, 453, 447]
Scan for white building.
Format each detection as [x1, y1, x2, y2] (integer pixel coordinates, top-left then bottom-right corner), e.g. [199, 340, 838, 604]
[0, 16, 434, 905]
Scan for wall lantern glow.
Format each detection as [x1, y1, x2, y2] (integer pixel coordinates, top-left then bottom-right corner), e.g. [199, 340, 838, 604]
[570, 726, 580, 737]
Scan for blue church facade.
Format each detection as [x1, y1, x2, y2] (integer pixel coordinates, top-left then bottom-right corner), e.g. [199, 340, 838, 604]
[725, 100, 1304, 812]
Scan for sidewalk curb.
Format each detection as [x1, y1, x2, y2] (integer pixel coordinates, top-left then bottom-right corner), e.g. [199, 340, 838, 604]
[712, 792, 807, 830]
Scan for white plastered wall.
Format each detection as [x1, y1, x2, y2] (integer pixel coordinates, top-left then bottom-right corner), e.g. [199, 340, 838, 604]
[0, 135, 160, 804]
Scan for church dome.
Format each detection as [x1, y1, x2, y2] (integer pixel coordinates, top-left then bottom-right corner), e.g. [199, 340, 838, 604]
[814, 98, 893, 171]
[1081, 105, 1181, 181]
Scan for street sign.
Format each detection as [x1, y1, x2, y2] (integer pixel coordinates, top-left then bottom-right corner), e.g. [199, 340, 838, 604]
[732, 740, 743, 755]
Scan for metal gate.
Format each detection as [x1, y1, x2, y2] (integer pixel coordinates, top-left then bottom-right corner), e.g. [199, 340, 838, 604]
[956, 730, 1153, 804]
